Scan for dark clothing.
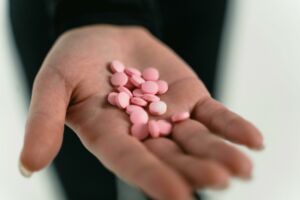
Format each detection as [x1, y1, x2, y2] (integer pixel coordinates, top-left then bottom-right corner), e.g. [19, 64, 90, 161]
[9, 0, 228, 199]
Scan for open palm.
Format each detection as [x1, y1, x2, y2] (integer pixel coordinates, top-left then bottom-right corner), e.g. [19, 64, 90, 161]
[20, 25, 263, 200]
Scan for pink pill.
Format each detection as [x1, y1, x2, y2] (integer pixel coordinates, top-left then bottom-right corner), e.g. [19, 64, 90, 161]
[110, 72, 128, 86]
[142, 67, 159, 81]
[117, 86, 132, 97]
[142, 94, 160, 102]
[130, 109, 149, 124]
[171, 112, 190, 123]
[141, 81, 159, 94]
[115, 92, 130, 109]
[130, 75, 145, 87]
[131, 123, 149, 140]
[149, 101, 167, 115]
[110, 60, 125, 73]
[132, 89, 144, 97]
[157, 120, 172, 136]
[126, 105, 144, 115]
[157, 80, 168, 94]
[107, 92, 118, 106]
[131, 97, 148, 107]
[148, 120, 160, 138]
[125, 67, 142, 76]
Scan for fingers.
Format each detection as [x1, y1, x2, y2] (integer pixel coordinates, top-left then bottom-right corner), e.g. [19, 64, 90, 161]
[20, 67, 71, 176]
[192, 97, 264, 149]
[173, 119, 253, 179]
[144, 138, 230, 189]
[78, 114, 192, 200]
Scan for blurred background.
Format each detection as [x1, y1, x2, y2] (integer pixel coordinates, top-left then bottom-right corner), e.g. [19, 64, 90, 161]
[0, 0, 299, 200]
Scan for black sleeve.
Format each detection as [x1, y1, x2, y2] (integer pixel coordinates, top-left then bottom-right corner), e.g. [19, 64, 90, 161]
[54, 0, 162, 37]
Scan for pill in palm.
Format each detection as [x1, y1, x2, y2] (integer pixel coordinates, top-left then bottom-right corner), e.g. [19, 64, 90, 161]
[115, 92, 130, 109]
[131, 123, 149, 140]
[141, 81, 159, 94]
[149, 101, 167, 115]
[142, 67, 159, 81]
[148, 120, 160, 138]
[130, 74, 145, 87]
[126, 105, 144, 115]
[125, 67, 142, 76]
[117, 86, 133, 97]
[131, 97, 148, 107]
[157, 120, 172, 136]
[130, 109, 149, 124]
[157, 80, 168, 94]
[171, 111, 190, 122]
[107, 92, 118, 106]
[141, 94, 160, 102]
[110, 72, 128, 86]
[110, 60, 125, 73]
[132, 89, 144, 97]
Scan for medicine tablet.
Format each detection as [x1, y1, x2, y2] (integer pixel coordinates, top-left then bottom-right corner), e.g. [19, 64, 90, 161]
[142, 67, 159, 81]
[142, 94, 160, 102]
[126, 105, 144, 115]
[110, 60, 125, 73]
[132, 89, 144, 97]
[131, 123, 149, 140]
[131, 97, 148, 107]
[157, 120, 172, 136]
[117, 86, 133, 97]
[149, 101, 167, 115]
[141, 81, 159, 94]
[157, 80, 168, 94]
[171, 112, 190, 123]
[107, 92, 118, 106]
[130, 109, 149, 124]
[148, 120, 160, 138]
[115, 92, 130, 109]
[130, 75, 145, 87]
[125, 67, 142, 76]
[110, 72, 128, 86]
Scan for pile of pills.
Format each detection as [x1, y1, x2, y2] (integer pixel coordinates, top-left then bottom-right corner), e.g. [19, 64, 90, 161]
[107, 60, 190, 140]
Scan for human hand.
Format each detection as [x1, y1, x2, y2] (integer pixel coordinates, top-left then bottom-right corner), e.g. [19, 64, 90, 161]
[19, 25, 264, 200]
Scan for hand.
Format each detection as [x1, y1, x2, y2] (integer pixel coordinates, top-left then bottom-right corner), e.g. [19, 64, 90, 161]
[20, 25, 264, 200]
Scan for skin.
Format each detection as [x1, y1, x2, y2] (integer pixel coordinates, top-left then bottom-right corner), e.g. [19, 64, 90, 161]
[20, 25, 264, 200]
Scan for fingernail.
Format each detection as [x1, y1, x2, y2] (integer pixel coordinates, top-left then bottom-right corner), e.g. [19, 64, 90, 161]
[19, 161, 33, 178]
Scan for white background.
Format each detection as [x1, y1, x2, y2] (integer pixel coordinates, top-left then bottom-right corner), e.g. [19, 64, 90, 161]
[0, 0, 299, 199]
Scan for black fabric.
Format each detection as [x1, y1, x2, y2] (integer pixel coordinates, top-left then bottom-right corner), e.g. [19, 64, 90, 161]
[9, 0, 227, 199]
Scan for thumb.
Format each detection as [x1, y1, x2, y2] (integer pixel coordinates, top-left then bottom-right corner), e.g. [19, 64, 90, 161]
[19, 67, 71, 177]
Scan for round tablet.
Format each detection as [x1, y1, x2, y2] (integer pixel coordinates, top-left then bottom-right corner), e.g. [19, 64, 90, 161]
[131, 123, 149, 140]
[142, 67, 159, 81]
[110, 72, 128, 86]
[131, 97, 148, 107]
[117, 86, 132, 97]
[157, 120, 172, 136]
[110, 60, 125, 73]
[132, 89, 144, 97]
[171, 112, 190, 123]
[126, 105, 144, 115]
[130, 109, 149, 124]
[157, 80, 168, 94]
[142, 94, 160, 102]
[107, 92, 118, 106]
[148, 120, 160, 138]
[125, 67, 142, 76]
[130, 75, 145, 87]
[141, 81, 159, 94]
[149, 101, 167, 115]
[115, 92, 130, 109]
